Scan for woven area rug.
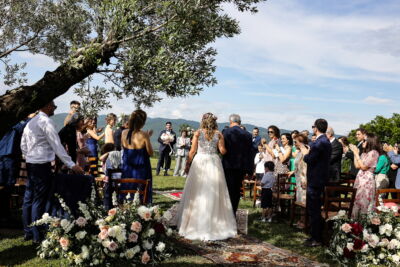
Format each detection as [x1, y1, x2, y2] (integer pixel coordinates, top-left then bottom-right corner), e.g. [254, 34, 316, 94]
[154, 190, 183, 201]
[179, 235, 327, 267]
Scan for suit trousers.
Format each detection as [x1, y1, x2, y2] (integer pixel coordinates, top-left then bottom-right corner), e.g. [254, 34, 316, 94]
[224, 168, 245, 215]
[156, 148, 171, 173]
[22, 163, 52, 241]
[306, 185, 324, 242]
[173, 155, 187, 176]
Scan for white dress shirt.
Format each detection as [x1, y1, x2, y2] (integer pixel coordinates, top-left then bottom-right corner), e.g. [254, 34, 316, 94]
[254, 152, 266, 174]
[21, 111, 75, 168]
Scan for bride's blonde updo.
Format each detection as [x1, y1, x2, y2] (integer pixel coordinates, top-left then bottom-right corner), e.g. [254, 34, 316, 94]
[200, 112, 218, 140]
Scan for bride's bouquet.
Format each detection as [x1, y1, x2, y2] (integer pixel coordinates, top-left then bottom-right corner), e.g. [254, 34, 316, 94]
[32, 190, 175, 266]
[160, 133, 175, 143]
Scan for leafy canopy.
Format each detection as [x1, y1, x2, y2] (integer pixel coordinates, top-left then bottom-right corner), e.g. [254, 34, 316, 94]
[0, 0, 263, 113]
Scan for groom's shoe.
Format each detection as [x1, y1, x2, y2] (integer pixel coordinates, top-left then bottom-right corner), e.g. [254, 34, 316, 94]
[164, 171, 169, 176]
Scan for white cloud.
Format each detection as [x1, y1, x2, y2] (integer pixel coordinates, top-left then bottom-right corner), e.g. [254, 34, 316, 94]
[363, 96, 393, 105]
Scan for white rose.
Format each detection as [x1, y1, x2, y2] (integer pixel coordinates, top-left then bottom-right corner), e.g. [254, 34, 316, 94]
[166, 228, 173, 236]
[336, 246, 343, 255]
[391, 205, 399, 213]
[60, 219, 69, 229]
[395, 230, 400, 240]
[368, 234, 379, 248]
[147, 229, 155, 237]
[379, 253, 385, 259]
[380, 224, 393, 237]
[74, 255, 83, 265]
[102, 240, 111, 248]
[138, 206, 152, 221]
[125, 248, 135, 259]
[388, 239, 400, 250]
[361, 244, 369, 253]
[163, 211, 172, 221]
[42, 239, 51, 248]
[75, 231, 87, 240]
[81, 245, 89, 259]
[143, 240, 153, 250]
[346, 242, 354, 251]
[337, 210, 346, 217]
[39, 253, 45, 259]
[156, 242, 166, 252]
[393, 255, 400, 264]
[42, 213, 51, 223]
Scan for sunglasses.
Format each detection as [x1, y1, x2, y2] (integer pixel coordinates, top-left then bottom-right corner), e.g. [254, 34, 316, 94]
[312, 126, 316, 129]
[268, 131, 274, 134]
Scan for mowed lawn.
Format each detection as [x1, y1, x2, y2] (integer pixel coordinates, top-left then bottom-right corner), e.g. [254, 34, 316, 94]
[0, 157, 337, 266]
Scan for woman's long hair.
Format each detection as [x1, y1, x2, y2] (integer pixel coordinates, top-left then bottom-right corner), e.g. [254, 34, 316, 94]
[200, 112, 218, 141]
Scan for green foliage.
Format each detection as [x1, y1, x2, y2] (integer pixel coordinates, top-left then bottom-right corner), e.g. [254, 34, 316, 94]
[348, 113, 400, 145]
[1, 0, 265, 113]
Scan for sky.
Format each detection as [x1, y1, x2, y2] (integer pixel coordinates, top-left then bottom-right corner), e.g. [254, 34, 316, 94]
[1, 0, 400, 135]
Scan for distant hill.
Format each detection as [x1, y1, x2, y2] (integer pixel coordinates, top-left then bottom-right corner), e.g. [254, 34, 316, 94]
[52, 113, 292, 149]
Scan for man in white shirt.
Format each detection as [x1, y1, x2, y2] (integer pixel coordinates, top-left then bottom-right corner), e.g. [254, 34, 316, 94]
[21, 101, 83, 242]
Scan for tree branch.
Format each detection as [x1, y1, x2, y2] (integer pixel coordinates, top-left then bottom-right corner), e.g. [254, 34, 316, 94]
[0, 32, 40, 58]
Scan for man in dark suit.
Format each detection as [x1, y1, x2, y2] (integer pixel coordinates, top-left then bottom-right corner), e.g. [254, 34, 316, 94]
[251, 128, 261, 163]
[300, 119, 332, 247]
[222, 114, 253, 215]
[344, 128, 366, 178]
[156, 122, 176, 176]
[113, 115, 129, 151]
[326, 127, 343, 183]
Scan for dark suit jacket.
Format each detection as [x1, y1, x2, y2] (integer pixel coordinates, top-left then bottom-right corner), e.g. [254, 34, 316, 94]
[345, 141, 364, 177]
[157, 130, 176, 152]
[113, 126, 126, 151]
[328, 138, 343, 182]
[222, 126, 253, 173]
[304, 134, 332, 188]
[252, 135, 261, 153]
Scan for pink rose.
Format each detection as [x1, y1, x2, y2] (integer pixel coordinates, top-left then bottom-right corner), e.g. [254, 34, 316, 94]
[108, 241, 118, 251]
[128, 233, 138, 243]
[143, 211, 151, 221]
[108, 208, 117, 216]
[371, 217, 381, 225]
[98, 229, 109, 240]
[141, 251, 150, 264]
[341, 223, 352, 233]
[131, 221, 142, 233]
[76, 217, 87, 227]
[59, 237, 69, 249]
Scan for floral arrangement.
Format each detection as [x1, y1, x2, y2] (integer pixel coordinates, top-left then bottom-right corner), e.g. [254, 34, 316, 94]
[328, 204, 400, 266]
[160, 132, 175, 143]
[33, 189, 175, 266]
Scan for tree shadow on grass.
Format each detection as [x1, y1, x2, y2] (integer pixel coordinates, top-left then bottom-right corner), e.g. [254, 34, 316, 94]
[0, 242, 37, 266]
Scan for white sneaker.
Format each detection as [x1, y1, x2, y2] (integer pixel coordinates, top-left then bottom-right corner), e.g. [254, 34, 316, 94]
[261, 218, 266, 222]
[267, 218, 272, 223]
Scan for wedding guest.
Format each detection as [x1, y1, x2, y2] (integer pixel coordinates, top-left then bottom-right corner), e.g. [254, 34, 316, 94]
[311, 134, 317, 142]
[0, 114, 34, 221]
[85, 117, 104, 158]
[173, 130, 191, 177]
[384, 143, 400, 189]
[326, 127, 343, 183]
[76, 118, 90, 170]
[300, 119, 332, 247]
[263, 125, 280, 162]
[290, 130, 300, 193]
[375, 144, 390, 190]
[121, 110, 153, 203]
[156, 122, 176, 176]
[288, 133, 308, 228]
[63, 100, 80, 126]
[260, 161, 275, 223]
[273, 133, 292, 174]
[254, 144, 266, 181]
[104, 113, 117, 144]
[21, 101, 84, 243]
[59, 113, 85, 164]
[338, 136, 352, 174]
[350, 133, 380, 219]
[301, 130, 310, 142]
[261, 138, 267, 146]
[101, 143, 123, 210]
[345, 128, 367, 177]
[252, 127, 262, 160]
[113, 115, 129, 151]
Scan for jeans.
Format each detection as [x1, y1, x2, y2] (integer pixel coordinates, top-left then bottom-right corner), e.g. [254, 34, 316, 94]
[22, 163, 52, 241]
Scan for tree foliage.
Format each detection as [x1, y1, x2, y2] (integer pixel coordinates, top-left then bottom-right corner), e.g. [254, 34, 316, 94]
[348, 113, 400, 145]
[0, 0, 264, 137]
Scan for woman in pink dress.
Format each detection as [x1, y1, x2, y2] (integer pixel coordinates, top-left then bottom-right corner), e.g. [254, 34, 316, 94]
[350, 133, 380, 219]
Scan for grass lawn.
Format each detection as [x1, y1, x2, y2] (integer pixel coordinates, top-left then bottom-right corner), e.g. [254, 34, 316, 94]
[0, 157, 337, 266]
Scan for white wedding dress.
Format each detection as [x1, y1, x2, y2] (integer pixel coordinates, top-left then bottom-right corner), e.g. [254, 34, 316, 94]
[176, 131, 237, 241]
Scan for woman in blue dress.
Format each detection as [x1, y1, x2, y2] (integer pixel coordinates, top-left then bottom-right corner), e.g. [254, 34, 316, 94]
[85, 117, 104, 157]
[121, 110, 153, 203]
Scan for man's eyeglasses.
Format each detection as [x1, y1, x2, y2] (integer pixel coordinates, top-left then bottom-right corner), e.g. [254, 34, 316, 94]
[311, 126, 316, 129]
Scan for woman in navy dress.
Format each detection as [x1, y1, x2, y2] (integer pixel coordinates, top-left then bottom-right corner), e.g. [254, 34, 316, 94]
[85, 117, 104, 157]
[121, 110, 153, 203]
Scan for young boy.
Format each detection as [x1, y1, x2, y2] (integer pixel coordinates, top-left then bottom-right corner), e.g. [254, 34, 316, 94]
[254, 144, 266, 181]
[260, 161, 275, 222]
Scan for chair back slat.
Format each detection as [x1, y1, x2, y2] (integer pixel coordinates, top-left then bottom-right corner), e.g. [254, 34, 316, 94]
[323, 186, 357, 220]
[113, 178, 150, 204]
[375, 189, 400, 207]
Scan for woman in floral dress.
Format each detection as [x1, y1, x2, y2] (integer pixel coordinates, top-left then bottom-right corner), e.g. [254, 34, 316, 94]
[350, 133, 380, 219]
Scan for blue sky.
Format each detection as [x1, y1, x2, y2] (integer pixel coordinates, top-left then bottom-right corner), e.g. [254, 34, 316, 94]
[1, 0, 400, 134]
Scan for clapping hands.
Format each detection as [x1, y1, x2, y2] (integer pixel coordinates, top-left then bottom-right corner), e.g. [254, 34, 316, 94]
[349, 144, 359, 155]
[383, 143, 394, 152]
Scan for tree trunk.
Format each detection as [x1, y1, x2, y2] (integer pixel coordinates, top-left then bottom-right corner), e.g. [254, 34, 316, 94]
[0, 41, 118, 138]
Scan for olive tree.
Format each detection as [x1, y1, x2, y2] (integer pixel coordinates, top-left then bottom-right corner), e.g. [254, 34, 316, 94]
[0, 0, 263, 137]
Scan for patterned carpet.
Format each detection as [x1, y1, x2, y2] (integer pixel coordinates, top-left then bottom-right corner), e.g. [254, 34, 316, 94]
[156, 190, 326, 266]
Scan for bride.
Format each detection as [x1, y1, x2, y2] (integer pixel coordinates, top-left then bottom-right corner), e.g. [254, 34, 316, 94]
[175, 113, 237, 241]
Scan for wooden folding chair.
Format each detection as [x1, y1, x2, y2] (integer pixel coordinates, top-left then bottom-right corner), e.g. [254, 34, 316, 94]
[375, 189, 400, 207]
[273, 173, 296, 215]
[252, 181, 262, 208]
[322, 186, 356, 220]
[114, 178, 150, 205]
[10, 157, 28, 209]
[88, 157, 100, 177]
[242, 174, 256, 200]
